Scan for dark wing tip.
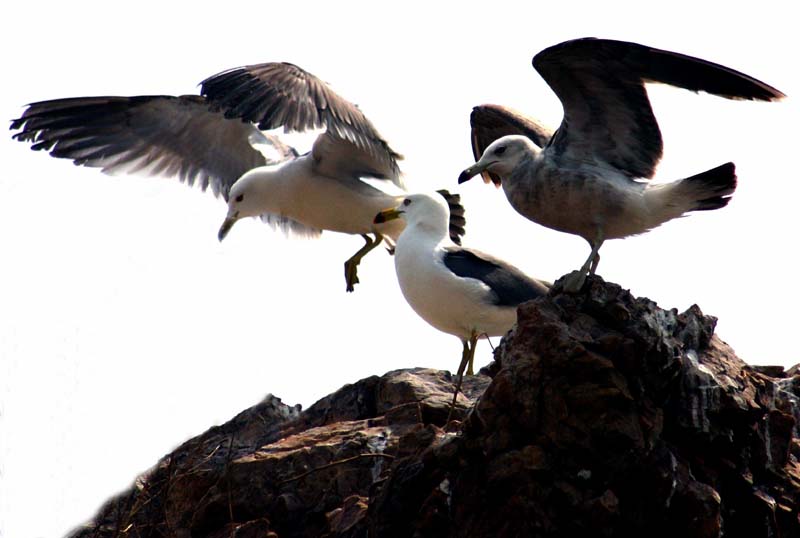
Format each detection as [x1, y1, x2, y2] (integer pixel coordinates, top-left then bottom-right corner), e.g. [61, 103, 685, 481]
[436, 189, 467, 245]
[442, 247, 547, 306]
[534, 37, 786, 102]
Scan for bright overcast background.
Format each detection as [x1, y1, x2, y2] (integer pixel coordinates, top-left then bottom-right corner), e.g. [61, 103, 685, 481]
[1, 1, 798, 536]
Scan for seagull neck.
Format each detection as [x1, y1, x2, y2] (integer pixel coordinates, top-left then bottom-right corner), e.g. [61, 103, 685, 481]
[398, 222, 448, 249]
[506, 151, 538, 185]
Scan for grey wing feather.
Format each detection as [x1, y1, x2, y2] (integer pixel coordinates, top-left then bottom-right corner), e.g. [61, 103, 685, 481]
[11, 95, 320, 236]
[469, 104, 554, 185]
[442, 247, 550, 307]
[201, 62, 403, 188]
[310, 132, 402, 187]
[533, 38, 785, 180]
[10, 95, 296, 199]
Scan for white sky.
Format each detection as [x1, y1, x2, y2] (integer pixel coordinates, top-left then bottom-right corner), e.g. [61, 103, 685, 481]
[1, 1, 798, 536]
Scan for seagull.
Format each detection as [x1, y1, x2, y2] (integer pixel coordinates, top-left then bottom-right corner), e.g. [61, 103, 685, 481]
[11, 64, 464, 292]
[458, 38, 785, 292]
[201, 62, 414, 291]
[374, 193, 549, 409]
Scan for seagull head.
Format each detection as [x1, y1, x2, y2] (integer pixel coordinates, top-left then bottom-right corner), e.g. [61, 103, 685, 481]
[218, 172, 268, 241]
[374, 193, 450, 238]
[458, 135, 537, 186]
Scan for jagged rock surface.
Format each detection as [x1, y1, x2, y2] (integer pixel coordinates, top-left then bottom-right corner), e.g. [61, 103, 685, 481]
[68, 277, 800, 538]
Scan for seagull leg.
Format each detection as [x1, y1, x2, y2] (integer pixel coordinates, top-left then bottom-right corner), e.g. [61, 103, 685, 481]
[343, 233, 383, 292]
[384, 237, 397, 256]
[589, 251, 601, 275]
[466, 332, 479, 376]
[447, 331, 478, 424]
[563, 232, 604, 292]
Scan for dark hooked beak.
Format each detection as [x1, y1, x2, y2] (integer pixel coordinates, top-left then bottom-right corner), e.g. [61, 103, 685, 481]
[458, 160, 494, 184]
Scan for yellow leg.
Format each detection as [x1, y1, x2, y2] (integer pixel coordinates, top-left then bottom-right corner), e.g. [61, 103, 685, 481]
[343, 233, 383, 292]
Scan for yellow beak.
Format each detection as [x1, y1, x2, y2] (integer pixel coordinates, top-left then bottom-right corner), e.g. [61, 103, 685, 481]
[374, 207, 404, 224]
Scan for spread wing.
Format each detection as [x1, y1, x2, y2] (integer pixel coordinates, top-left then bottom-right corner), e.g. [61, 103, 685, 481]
[201, 62, 404, 188]
[533, 38, 785, 179]
[10, 95, 296, 199]
[469, 104, 554, 185]
[442, 247, 550, 307]
[10, 94, 324, 236]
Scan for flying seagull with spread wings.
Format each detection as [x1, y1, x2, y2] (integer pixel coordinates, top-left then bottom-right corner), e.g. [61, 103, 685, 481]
[459, 38, 785, 292]
[375, 192, 549, 412]
[11, 64, 465, 292]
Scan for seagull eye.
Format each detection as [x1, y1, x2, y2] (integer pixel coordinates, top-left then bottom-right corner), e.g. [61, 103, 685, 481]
[494, 146, 507, 156]
[235, 194, 244, 203]
[402, 198, 412, 206]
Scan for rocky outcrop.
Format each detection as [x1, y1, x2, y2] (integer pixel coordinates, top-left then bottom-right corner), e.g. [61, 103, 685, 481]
[68, 276, 800, 538]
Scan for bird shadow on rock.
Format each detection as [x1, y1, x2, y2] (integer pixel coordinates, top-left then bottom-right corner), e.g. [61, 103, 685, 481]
[67, 275, 800, 538]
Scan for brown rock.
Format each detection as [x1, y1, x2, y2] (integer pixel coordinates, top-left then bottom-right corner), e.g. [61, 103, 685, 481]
[67, 369, 489, 538]
[66, 276, 800, 538]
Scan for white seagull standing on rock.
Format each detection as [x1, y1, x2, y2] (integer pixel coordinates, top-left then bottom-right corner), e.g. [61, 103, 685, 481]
[375, 193, 549, 406]
[11, 63, 465, 292]
[459, 38, 785, 292]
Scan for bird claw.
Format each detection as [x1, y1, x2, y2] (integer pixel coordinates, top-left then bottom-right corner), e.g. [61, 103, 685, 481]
[562, 270, 587, 293]
[345, 273, 359, 292]
[344, 261, 359, 292]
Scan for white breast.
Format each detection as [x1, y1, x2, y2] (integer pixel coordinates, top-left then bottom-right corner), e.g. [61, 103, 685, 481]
[254, 157, 405, 237]
[394, 234, 518, 340]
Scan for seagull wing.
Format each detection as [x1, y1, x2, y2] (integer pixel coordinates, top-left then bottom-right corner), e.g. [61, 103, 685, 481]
[436, 190, 467, 246]
[11, 95, 322, 236]
[533, 38, 785, 179]
[442, 247, 550, 307]
[469, 104, 554, 185]
[201, 62, 403, 188]
[310, 131, 403, 188]
[11, 95, 296, 199]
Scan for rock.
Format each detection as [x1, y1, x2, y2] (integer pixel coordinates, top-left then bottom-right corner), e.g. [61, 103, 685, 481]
[66, 276, 800, 538]
[66, 369, 489, 538]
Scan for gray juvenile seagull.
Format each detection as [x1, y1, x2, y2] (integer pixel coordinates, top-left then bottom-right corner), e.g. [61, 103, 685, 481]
[375, 193, 549, 411]
[459, 38, 785, 292]
[11, 66, 465, 292]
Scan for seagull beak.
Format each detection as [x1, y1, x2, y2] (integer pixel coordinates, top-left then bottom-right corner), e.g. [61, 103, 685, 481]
[218, 213, 239, 241]
[374, 208, 403, 224]
[458, 160, 494, 184]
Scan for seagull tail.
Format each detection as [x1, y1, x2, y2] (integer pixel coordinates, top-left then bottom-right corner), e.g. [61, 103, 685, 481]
[643, 162, 737, 225]
[680, 162, 738, 212]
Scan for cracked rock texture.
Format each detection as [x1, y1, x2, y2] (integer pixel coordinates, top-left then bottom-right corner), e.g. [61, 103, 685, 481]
[68, 276, 800, 538]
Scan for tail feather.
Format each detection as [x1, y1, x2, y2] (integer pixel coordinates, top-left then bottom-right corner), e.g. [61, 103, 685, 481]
[683, 162, 737, 211]
[642, 162, 737, 231]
